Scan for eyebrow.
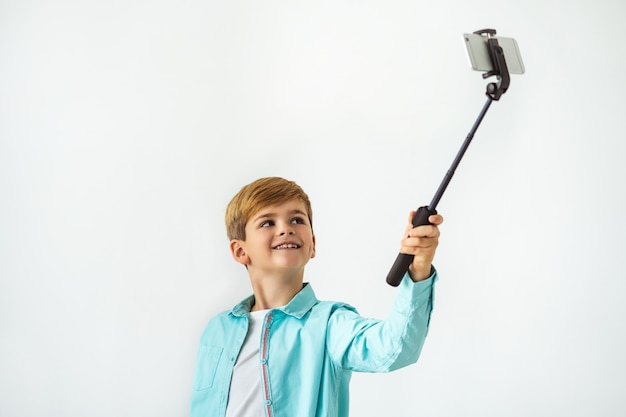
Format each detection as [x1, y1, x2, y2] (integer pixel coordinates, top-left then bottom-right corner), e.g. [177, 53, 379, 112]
[252, 209, 308, 223]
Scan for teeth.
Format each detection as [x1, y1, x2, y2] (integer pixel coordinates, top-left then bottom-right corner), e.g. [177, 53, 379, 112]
[275, 243, 299, 249]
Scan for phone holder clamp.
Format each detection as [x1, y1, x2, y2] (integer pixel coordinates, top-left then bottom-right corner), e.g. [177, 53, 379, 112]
[473, 29, 511, 101]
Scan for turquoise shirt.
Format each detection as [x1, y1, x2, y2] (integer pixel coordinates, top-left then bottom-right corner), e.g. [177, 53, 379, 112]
[191, 271, 437, 417]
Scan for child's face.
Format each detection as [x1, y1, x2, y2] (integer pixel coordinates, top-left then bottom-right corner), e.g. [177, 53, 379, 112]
[232, 199, 316, 274]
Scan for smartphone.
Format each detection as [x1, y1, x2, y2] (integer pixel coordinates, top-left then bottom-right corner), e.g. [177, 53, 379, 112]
[463, 33, 525, 75]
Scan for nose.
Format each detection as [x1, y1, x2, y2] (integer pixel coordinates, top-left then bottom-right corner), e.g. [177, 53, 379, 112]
[279, 222, 295, 236]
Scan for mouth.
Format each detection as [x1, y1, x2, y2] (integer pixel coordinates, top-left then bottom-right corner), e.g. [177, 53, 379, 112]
[273, 243, 301, 250]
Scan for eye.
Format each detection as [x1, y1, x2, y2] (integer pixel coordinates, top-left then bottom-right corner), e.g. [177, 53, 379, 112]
[260, 220, 274, 228]
[291, 216, 306, 225]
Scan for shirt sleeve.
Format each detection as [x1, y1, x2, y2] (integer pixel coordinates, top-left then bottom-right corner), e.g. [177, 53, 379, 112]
[326, 269, 437, 373]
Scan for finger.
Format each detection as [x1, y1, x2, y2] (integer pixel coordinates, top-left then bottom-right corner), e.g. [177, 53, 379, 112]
[407, 223, 440, 239]
[406, 212, 443, 226]
[405, 212, 442, 239]
[406, 237, 438, 253]
[404, 233, 439, 247]
[428, 214, 444, 225]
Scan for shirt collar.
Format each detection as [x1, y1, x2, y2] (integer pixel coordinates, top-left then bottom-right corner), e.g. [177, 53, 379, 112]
[230, 283, 319, 319]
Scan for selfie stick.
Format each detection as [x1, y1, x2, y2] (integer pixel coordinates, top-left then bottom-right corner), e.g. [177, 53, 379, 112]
[386, 29, 511, 287]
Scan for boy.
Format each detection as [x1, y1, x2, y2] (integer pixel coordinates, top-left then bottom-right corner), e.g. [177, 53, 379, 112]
[191, 177, 443, 417]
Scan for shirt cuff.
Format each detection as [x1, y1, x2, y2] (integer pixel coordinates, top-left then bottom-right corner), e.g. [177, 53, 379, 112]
[403, 265, 438, 286]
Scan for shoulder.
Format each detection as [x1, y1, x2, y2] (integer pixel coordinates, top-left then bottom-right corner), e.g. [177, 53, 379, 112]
[310, 299, 360, 319]
[200, 308, 242, 335]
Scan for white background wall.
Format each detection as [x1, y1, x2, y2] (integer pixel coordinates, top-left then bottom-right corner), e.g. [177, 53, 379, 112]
[2, 1, 625, 416]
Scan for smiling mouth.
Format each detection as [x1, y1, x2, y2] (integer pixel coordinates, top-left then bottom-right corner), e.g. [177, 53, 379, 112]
[273, 243, 301, 249]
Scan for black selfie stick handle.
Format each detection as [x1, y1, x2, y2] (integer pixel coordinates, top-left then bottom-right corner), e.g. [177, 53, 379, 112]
[385, 206, 437, 286]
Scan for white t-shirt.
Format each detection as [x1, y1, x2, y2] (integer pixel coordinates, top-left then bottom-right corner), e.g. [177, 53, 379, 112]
[225, 309, 269, 417]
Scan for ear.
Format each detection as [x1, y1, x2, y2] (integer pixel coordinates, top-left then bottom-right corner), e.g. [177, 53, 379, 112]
[310, 234, 317, 259]
[230, 240, 250, 265]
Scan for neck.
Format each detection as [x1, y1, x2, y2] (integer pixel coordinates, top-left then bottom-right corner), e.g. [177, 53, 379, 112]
[248, 270, 304, 311]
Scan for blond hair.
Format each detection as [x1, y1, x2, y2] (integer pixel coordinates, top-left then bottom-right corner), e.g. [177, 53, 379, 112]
[225, 177, 313, 241]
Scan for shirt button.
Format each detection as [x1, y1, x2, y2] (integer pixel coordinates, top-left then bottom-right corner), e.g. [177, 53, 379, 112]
[265, 400, 272, 406]
[260, 358, 267, 364]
